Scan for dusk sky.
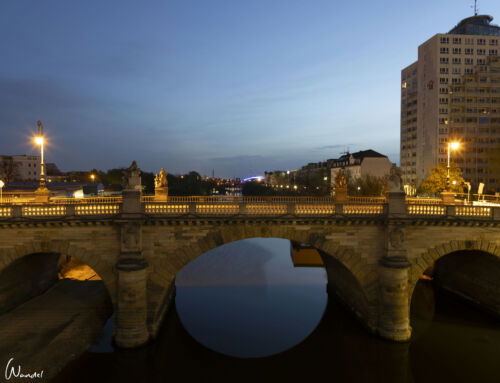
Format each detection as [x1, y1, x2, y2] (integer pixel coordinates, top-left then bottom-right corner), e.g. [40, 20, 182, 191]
[2, 0, 499, 178]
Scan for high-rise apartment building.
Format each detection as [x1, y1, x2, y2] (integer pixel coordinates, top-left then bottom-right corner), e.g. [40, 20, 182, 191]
[401, 15, 500, 194]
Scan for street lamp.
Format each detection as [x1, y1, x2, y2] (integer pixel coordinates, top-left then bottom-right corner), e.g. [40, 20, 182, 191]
[34, 120, 46, 190]
[90, 174, 96, 183]
[0, 180, 4, 204]
[446, 141, 460, 191]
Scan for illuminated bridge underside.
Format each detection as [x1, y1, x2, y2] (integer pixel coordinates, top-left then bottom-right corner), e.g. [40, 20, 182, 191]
[0, 193, 499, 348]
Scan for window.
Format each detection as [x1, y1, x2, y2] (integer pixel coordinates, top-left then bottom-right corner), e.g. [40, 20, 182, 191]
[439, 97, 449, 104]
[465, 38, 474, 45]
[452, 67, 461, 74]
[439, 118, 448, 125]
[477, 39, 486, 45]
[465, 68, 474, 74]
[439, 108, 448, 114]
[489, 49, 498, 56]
[465, 48, 474, 55]
[477, 49, 486, 55]
[452, 47, 461, 54]
[440, 36, 449, 44]
[477, 58, 486, 65]
[453, 37, 462, 44]
[452, 78, 461, 84]
[440, 57, 449, 64]
[440, 77, 449, 84]
[440, 47, 449, 54]
[440, 67, 449, 74]
[490, 39, 499, 46]
[452, 58, 461, 64]
[465, 58, 473, 65]
[439, 87, 448, 94]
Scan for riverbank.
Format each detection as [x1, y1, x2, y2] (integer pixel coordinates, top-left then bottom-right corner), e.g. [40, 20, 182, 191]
[0, 279, 112, 382]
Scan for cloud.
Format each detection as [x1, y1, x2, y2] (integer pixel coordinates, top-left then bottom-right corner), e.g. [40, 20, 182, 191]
[315, 144, 356, 150]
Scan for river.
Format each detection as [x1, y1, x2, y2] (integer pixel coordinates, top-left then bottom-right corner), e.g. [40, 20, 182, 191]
[53, 238, 500, 383]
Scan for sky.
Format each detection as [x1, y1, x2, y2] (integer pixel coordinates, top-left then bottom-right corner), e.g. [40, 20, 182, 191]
[1, 0, 499, 178]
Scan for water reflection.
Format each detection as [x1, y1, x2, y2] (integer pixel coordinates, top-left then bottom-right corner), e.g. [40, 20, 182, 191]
[175, 238, 328, 357]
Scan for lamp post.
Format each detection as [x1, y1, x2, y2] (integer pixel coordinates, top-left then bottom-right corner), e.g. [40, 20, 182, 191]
[35, 120, 46, 190]
[0, 180, 4, 204]
[446, 141, 460, 191]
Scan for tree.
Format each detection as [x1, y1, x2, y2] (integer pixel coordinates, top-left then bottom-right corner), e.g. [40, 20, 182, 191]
[418, 164, 465, 195]
[0, 157, 19, 183]
[347, 174, 388, 196]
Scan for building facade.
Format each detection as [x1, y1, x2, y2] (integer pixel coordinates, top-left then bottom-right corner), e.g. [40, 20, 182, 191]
[401, 15, 500, 194]
[265, 150, 392, 192]
[0, 155, 40, 182]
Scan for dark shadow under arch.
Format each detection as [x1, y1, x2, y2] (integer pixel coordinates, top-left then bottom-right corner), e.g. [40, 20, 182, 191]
[410, 249, 500, 318]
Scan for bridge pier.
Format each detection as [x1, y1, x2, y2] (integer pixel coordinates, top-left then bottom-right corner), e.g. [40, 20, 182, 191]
[378, 256, 412, 341]
[115, 258, 150, 348]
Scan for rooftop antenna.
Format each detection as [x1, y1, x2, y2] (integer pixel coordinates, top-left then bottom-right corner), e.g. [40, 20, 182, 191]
[472, 0, 478, 16]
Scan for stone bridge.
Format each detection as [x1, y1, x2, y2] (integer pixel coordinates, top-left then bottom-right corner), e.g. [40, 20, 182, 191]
[0, 169, 499, 348]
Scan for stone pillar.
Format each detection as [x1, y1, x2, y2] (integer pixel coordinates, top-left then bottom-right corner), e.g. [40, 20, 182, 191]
[154, 187, 168, 202]
[34, 187, 51, 203]
[115, 258, 149, 348]
[440, 191, 455, 205]
[378, 220, 412, 342]
[114, 160, 150, 348]
[378, 256, 412, 341]
[387, 191, 407, 216]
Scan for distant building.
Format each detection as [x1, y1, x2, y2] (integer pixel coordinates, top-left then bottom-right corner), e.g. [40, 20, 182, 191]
[328, 150, 393, 185]
[0, 155, 40, 182]
[265, 149, 392, 190]
[401, 14, 500, 193]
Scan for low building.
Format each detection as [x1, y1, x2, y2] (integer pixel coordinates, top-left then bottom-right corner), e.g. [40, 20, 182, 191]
[265, 150, 393, 191]
[0, 155, 40, 182]
[328, 150, 393, 185]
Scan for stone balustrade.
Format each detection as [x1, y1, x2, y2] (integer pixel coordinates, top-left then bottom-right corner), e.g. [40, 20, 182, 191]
[0, 196, 498, 220]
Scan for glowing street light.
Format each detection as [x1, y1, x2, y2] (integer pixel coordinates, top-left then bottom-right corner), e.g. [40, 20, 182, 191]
[90, 174, 96, 182]
[0, 179, 4, 204]
[34, 121, 47, 190]
[446, 141, 461, 191]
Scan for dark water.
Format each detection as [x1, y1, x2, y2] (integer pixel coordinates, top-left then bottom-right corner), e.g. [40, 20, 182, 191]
[54, 238, 500, 383]
[175, 238, 327, 358]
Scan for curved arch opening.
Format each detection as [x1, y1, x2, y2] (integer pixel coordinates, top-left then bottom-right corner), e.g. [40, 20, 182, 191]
[163, 235, 371, 358]
[410, 249, 500, 338]
[0, 251, 114, 378]
[174, 237, 328, 358]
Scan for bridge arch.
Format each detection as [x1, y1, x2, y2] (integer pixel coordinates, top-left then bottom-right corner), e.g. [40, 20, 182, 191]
[147, 225, 379, 335]
[409, 240, 500, 316]
[0, 239, 117, 305]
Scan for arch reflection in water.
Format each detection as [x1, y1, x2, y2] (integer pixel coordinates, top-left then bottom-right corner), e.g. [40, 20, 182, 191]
[175, 238, 327, 358]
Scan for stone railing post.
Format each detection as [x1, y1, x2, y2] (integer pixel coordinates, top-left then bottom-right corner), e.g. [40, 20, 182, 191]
[115, 258, 149, 348]
[287, 203, 295, 215]
[387, 191, 407, 217]
[446, 205, 456, 217]
[12, 205, 22, 218]
[239, 203, 247, 215]
[335, 203, 344, 215]
[440, 191, 455, 205]
[189, 203, 197, 214]
[65, 204, 75, 216]
[493, 206, 500, 221]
